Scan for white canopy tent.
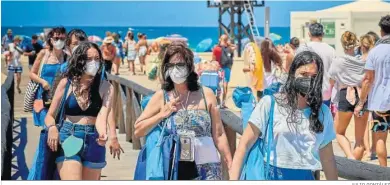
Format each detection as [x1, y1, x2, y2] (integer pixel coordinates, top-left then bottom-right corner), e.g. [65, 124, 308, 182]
[290, 0, 390, 54]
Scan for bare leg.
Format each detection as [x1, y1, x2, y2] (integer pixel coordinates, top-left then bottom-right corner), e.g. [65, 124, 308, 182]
[353, 112, 369, 160]
[335, 111, 355, 159]
[16, 73, 21, 93]
[57, 161, 83, 180]
[82, 167, 102, 180]
[130, 60, 135, 75]
[373, 131, 388, 167]
[222, 82, 228, 108]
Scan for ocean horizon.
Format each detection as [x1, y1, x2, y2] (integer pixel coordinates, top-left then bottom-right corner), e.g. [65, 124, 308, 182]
[1, 26, 290, 50]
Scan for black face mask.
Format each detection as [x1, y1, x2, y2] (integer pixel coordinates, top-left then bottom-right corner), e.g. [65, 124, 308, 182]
[293, 76, 315, 97]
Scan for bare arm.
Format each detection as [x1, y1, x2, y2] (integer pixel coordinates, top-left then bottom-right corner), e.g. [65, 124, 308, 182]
[204, 87, 232, 169]
[319, 143, 338, 180]
[29, 50, 46, 84]
[96, 80, 114, 138]
[44, 78, 68, 127]
[229, 122, 260, 180]
[134, 90, 165, 138]
[354, 70, 375, 116]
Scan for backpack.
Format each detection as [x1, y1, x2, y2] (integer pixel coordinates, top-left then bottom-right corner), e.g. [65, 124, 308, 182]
[220, 46, 233, 67]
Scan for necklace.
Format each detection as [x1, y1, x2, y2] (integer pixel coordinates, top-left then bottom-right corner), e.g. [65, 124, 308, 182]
[72, 83, 91, 111]
[175, 90, 191, 123]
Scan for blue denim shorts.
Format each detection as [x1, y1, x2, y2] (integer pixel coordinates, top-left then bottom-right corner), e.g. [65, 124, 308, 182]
[55, 121, 106, 169]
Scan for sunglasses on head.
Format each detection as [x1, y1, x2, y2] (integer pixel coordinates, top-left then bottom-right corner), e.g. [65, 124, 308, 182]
[165, 62, 186, 68]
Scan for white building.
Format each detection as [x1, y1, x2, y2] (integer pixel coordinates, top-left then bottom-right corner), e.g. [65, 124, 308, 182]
[290, 0, 390, 55]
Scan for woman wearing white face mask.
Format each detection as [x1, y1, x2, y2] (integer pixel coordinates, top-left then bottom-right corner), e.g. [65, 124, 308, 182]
[134, 42, 232, 180]
[42, 42, 113, 180]
[29, 27, 68, 128]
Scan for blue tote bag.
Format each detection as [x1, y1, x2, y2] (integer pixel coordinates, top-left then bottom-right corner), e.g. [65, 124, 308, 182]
[28, 80, 70, 180]
[240, 95, 275, 180]
[241, 95, 256, 130]
[146, 116, 180, 180]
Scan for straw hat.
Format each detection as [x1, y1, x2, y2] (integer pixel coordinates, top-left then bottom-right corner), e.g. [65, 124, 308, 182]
[7, 29, 12, 34]
[103, 36, 114, 44]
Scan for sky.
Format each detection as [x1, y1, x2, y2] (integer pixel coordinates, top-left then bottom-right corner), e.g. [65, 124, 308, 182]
[1, 0, 389, 27]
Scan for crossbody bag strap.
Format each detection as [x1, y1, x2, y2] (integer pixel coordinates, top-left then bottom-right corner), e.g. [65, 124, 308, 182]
[54, 79, 71, 128]
[264, 95, 275, 179]
[38, 49, 50, 77]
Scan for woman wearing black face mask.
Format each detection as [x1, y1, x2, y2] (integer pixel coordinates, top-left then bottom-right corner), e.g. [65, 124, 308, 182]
[230, 51, 338, 180]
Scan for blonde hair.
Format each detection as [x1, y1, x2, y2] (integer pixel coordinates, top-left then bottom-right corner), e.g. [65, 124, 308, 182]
[360, 34, 375, 53]
[341, 31, 357, 50]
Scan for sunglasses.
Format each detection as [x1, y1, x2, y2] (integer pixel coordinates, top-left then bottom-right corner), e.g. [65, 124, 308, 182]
[165, 62, 186, 68]
[52, 37, 65, 41]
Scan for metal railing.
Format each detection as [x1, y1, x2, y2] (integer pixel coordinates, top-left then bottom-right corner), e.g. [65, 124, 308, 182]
[1, 71, 15, 180]
[106, 74, 390, 180]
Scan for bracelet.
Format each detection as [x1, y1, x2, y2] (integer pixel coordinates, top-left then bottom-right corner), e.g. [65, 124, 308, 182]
[358, 99, 366, 106]
[46, 124, 57, 131]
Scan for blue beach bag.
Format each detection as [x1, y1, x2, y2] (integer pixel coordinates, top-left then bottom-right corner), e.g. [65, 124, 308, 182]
[27, 80, 71, 180]
[233, 87, 253, 108]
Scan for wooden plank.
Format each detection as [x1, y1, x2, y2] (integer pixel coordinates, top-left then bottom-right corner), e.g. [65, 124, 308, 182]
[130, 89, 141, 150]
[117, 87, 125, 134]
[125, 88, 133, 142]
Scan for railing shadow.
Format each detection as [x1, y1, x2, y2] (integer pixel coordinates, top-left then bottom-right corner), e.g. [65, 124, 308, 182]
[11, 118, 29, 180]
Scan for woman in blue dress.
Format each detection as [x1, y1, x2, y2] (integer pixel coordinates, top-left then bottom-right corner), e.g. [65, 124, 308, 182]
[29, 27, 67, 128]
[230, 51, 338, 180]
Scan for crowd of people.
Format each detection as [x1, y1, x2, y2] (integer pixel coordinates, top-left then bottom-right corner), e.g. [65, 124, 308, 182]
[1, 13, 389, 180]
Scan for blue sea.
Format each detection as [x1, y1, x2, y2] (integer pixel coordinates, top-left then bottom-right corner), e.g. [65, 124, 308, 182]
[1, 26, 290, 50]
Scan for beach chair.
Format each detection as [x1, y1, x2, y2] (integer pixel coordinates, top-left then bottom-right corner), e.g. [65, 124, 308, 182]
[200, 71, 220, 96]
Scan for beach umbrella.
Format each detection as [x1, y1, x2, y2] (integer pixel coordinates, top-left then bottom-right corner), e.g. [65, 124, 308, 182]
[269, 33, 282, 42]
[195, 38, 213, 52]
[88, 35, 102, 43]
[241, 36, 265, 51]
[166, 34, 188, 43]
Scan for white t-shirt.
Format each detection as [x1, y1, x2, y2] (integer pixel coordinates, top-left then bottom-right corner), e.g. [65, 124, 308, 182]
[8, 43, 22, 67]
[296, 42, 336, 101]
[248, 95, 336, 170]
[364, 44, 390, 111]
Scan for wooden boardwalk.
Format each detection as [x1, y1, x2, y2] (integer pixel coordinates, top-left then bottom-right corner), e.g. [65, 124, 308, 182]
[2, 54, 389, 180]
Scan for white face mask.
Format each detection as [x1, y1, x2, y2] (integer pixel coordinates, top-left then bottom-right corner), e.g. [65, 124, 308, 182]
[167, 66, 188, 84]
[53, 40, 65, 50]
[71, 45, 79, 54]
[85, 60, 100, 76]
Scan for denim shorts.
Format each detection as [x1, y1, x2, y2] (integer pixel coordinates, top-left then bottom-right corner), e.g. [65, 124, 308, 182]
[55, 121, 106, 169]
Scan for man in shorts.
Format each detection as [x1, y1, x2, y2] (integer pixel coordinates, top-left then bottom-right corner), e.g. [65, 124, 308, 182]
[355, 15, 390, 167]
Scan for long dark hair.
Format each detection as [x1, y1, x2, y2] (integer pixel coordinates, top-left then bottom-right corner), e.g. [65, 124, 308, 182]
[46, 27, 66, 51]
[65, 42, 103, 104]
[281, 51, 324, 133]
[161, 41, 200, 92]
